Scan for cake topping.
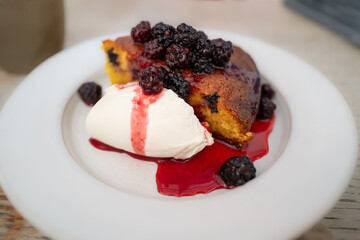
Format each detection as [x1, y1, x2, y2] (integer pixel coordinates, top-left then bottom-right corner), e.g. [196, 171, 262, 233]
[211, 38, 234, 67]
[219, 155, 256, 187]
[78, 82, 102, 106]
[131, 21, 151, 43]
[139, 66, 166, 95]
[190, 31, 214, 73]
[174, 23, 198, 48]
[163, 71, 190, 100]
[191, 55, 213, 74]
[130, 21, 235, 74]
[143, 39, 165, 59]
[151, 22, 175, 48]
[193, 31, 212, 56]
[165, 44, 190, 69]
[138, 65, 191, 100]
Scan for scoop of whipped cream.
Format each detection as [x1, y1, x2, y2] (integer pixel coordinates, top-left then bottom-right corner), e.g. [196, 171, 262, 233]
[86, 82, 213, 159]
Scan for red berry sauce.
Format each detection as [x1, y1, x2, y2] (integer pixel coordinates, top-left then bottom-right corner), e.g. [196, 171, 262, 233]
[130, 85, 166, 155]
[89, 115, 275, 197]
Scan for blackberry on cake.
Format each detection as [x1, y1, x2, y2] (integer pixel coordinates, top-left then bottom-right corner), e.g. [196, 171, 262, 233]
[165, 44, 190, 69]
[139, 66, 166, 95]
[143, 39, 165, 59]
[151, 22, 175, 48]
[131, 21, 152, 43]
[211, 38, 233, 67]
[163, 71, 190, 100]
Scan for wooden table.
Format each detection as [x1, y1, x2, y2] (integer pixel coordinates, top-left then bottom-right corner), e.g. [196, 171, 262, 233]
[0, 0, 359, 239]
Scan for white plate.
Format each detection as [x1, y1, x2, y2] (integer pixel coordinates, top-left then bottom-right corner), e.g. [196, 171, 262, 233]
[0, 30, 357, 240]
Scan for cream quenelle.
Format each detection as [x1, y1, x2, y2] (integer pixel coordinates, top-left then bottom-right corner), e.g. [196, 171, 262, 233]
[86, 82, 213, 159]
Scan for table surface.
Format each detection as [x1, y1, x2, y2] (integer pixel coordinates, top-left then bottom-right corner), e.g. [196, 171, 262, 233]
[0, 0, 359, 239]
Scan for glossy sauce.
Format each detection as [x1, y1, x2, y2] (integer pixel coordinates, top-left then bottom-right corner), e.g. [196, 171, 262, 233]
[90, 116, 275, 197]
[130, 85, 166, 155]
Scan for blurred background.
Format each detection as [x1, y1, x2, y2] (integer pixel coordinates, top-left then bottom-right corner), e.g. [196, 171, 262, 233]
[0, 0, 359, 239]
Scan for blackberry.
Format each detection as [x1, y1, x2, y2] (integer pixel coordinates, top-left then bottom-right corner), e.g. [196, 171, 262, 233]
[192, 32, 213, 58]
[143, 39, 165, 59]
[256, 97, 276, 120]
[107, 49, 119, 66]
[165, 44, 190, 69]
[78, 82, 102, 106]
[219, 155, 256, 187]
[190, 33, 214, 73]
[151, 22, 175, 47]
[196, 31, 208, 41]
[191, 56, 213, 74]
[174, 23, 198, 48]
[211, 38, 233, 67]
[139, 66, 166, 95]
[261, 84, 275, 99]
[131, 21, 151, 43]
[163, 72, 190, 100]
[195, 39, 213, 57]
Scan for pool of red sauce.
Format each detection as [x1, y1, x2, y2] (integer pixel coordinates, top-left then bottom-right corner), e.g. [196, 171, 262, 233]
[89, 115, 275, 197]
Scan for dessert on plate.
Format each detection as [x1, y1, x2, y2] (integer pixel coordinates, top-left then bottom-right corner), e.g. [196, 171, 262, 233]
[78, 21, 276, 196]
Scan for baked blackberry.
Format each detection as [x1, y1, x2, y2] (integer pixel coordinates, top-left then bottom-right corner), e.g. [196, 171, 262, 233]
[256, 97, 276, 120]
[131, 21, 151, 43]
[163, 72, 190, 100]
[205, 92, 220, 113]
[219, 155, 256, 187]
[191, 56, 213, 74]
[139, 66, 166, 95]
[165, 44, 190, 69]
[211, 38, 233, 67]
[78, 82, 102, 106]
[107, 49, 119, 66]
[174, 23, 198, 48]
[205, 92, 220, 106]
[151, 22, 175, 47]
[143, 39, 165, 59]
[261, 84, 275, 99]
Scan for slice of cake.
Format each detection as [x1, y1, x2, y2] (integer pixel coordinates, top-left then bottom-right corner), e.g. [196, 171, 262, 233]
[101, 22, 261, 148]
